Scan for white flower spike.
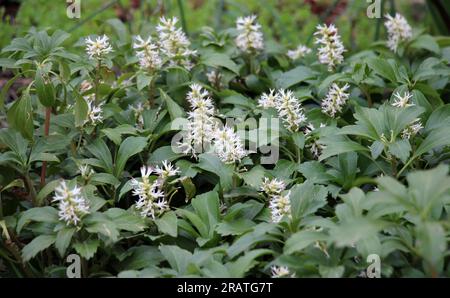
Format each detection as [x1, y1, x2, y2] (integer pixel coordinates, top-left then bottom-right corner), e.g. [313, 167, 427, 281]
[314, 24, 345, 71]
[392, 91, 414, 108]
[157, 16, 196, 70]
[235, 15, 264, 54]
[321, 83, 350, 117]
[52, 180, 90, 226]
[85, 35, 113, 61]
[133, 35, 162, 72]
[287, 44, 312, 61]
[384, 13, 412, 53]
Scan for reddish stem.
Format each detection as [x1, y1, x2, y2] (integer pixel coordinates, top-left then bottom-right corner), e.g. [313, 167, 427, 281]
[40, 107, 51, 186]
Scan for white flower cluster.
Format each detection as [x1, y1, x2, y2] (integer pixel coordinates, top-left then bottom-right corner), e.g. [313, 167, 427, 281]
[260, 177, 285, 196]
[314, 24, 345, 71]
[85, 35, 113, 61]
[235, 15, 264, 54]
[206, 70, 223, 89]
[131, 102, 145, 128]
[287, 44, 312, 61]
[212, 125, 247, 164]
[78, 80, 104, 127]
[179, 84, 216, 157]
[130, 161, 179, 219]
[259, 89, 307, 132]
[304, 122, 326, 159]
[179, 84, 247, 164]
[392, 91, 414, 108]
[271, 266, 295, 278]
[79, 164, 94, 181]
[157, 16, 196, 70]
[257, 89, 277, 109]
[384, 13, 412, 53]
[402, 118, 423, 140]
[85, 98, 104, 126]
[133, 36, 162, 72]
[321, 83, 350, 117]
[52, 180, 90, 226]
[260, 177, 291, 223]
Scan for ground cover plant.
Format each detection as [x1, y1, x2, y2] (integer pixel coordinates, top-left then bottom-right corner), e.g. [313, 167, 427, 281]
[0, 2, 450, 278]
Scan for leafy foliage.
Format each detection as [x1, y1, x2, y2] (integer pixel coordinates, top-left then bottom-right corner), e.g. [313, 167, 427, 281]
[0, 6, 450, 278]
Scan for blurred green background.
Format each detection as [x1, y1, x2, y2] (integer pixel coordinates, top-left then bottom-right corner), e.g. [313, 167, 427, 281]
[0, 0, 449, 51]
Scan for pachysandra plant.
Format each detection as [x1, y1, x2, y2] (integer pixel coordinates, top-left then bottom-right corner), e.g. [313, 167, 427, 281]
[0, 6, 449, 279]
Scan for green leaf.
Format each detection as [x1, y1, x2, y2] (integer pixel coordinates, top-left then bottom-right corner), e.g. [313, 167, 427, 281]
[155, 211, 178, 237]
[179, 177, 196, 201]
[388, 139, 411, 163]
[22, 234, 56, 262]
[0, 179, 24, 193]
[74, 94, 88, 127]
[55, 226, 76, 257]
[319, 135, 369, 161]
[227, 249, 273, 277]
[101, 124, 137, 145]
[191, 191, 220, 238]
[291, 132, 305, 149]
[73, 239, 100, 260]
[276, 65, 315, 89]
[289, 181, 328, 221]
[136, 73, 152, 91]
[35, 66, 55, 107]
[166, 67, 190, 87]
[330, 218, 383, 247]
[367, 57, 397, 83]
[159, 88, 185, 120]
[410, 35, 440, 54]
[7, 93, 34, 140]
[415, 222, 446, 275]
[200, 52, 240, 74]
[319, 265, 345, 278]
[196, 154, 234, 191]
[106, 18, 129, 45]
[36, 180, 61, 206]
[159, 245, 192, 275]
[216, 219, 257, 236]
[239, 165, 266, 189]
[114, 136, 147, 177]
[284, 231, 328, 254]
[370, 140, 384, 159]
[121, 246, 163, 270]
[227, 223, 280, 258]
[0, 73, 21, 111]
[414, 127, 450, 158]
[148, 146, 183, 163]
[84, 213, 120, 242]
[104, 208, 147, 232]
[86, 139, 114, 173]
[298, 161, 333, 184]
[17, 207, 59, 233]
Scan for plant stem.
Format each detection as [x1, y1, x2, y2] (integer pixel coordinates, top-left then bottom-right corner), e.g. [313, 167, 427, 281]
[362, 85, 373, 108]
[40, 107, 51, 186]
[148, 76, 156, 108]
[24, 173, 37, 206]
[390, 157, 397, 176]
[177, 0, 188, 35]
[76, 132, 84, 151]
[94, 60, 101, 104]
[0, 193, 3, 219]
